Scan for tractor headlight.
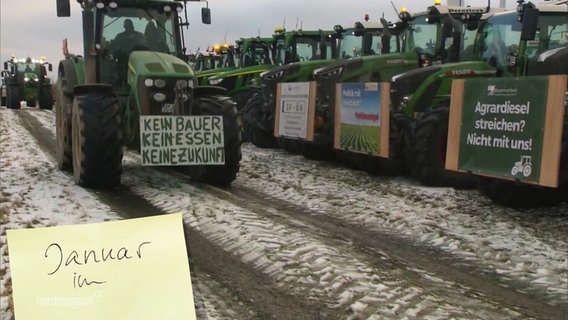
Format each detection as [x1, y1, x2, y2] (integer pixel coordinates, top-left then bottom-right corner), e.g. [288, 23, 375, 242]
[261, 70, 284, 81]
[34, 78, 39, 82]
[109, 1, 118, 9]
[24, 77, 29, 82]
[153, 92, 166, 102]
[209, 77, 223, 85]
[395, 94, 412, 111]
[154, 79, 166, 88]
[144, 78, 154, 87]
[314, 66, 342, 79]
[176, 80, 189, 88]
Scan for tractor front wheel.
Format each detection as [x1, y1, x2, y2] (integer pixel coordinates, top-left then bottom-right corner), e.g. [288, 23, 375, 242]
[184, 95, 242, 186]
[39, 84, 53, 109]
[412, 107, 476, 188]
[478, 178, 563, 208]
[72, 92, 123, 189]
[55, 77, 73, 171]
[6, 80, 21, 109]
[242, 91, 278, 148]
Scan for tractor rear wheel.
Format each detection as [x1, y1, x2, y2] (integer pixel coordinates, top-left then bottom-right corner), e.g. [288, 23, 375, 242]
[478, 178, 563, 208]
[412, 107, 476, 188]
[72, 92, 122, 189]
[6, 81, 21, 109]
[184, 95, 242, 186]
[242, 91, 278, 148]
[39, 84, 53, 109]
[55, 77, 73, 171]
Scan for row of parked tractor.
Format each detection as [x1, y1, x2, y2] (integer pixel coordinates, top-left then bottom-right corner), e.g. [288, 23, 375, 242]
[194, 0, 568, 207]
[7, 0, 563, 208]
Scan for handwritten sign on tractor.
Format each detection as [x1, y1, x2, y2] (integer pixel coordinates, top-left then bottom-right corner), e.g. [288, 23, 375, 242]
[6, 213, 197, 320]
[274, 81, 315, 140]
[140, 115, 225, 166]
[334, 82, 390, 157]
[446, 75, 567, 187]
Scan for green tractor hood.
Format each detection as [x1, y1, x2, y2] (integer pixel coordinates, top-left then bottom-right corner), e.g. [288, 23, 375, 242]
[128, 51, 195, 79]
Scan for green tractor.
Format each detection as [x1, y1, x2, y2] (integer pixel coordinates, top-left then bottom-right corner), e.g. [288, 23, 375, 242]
[205, 28, 285, 109]
[54, 0, 241, 189]
[2, 56, 53, 109]
[444, 1, 567, 206]
[390, 0, 567, 192]
[208, 27, 338, 143]
[298, 2, 493, 176]
[196, 37, 276, 87]
[246, 18, 399, 152]
[194, 43, 237, 85]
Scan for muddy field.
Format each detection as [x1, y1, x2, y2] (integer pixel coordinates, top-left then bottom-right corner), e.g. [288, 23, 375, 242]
[1, 107, 567, 319]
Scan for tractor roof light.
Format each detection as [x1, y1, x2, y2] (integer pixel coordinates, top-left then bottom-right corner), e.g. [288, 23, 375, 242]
[95, 1, 105, 9]
[109, 1, 118, 9]
[163, 5, 172, 13]
[176, 5, 183, 13]
[398, 7, 412, 21]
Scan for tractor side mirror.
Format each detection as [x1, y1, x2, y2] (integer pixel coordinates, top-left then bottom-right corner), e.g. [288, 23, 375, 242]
[520, 8, 539, 41]
[48, 63, 53, 72]
[56, 0, 71, 17]
[3, 62, 7, 70]
[201, 7, 211, 24]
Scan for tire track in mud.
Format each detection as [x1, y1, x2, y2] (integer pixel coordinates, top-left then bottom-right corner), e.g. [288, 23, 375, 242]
[239, 145, 568, 306]
[197, 181, 567, 320]
[18, 108, 567, 319]
[123, 162, 526, 319]
[14, 109, 321, 320]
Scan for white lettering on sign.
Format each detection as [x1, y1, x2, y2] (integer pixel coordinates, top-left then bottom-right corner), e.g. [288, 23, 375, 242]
[140, 115, 225, 165]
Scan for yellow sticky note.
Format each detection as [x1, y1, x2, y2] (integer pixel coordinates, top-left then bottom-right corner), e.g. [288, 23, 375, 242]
[7, 213, 196, 320]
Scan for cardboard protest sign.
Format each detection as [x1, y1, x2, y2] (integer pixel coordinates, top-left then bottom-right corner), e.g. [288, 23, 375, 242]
[334, 82, 390, 157]
[140, 115, 225, 166]
[7, 213, 197, 320]
[446, 75, 567, 187]
[274, 81, 316, 140]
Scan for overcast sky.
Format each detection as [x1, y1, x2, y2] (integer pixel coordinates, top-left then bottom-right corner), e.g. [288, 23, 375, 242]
[1, 0, 516, 77]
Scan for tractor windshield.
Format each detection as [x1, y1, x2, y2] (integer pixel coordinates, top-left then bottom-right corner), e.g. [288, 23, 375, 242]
[274, 35, 334, 65]
[101, 7, 179, 56]
[240, 41, 273, 67]
[99, 6, 180, 86]
[402, 15, 438, 55]
[17, 63, 41, 74]
[475, 12, 522, 74]
[525, 12, 568, 59]
[337, 29, 382, 59]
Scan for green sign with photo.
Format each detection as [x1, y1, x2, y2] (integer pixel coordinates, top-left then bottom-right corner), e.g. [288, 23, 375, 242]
[458, 76, 549, 183]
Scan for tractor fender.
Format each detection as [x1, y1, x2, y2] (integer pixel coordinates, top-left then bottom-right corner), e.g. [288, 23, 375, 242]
[73, 84, 114, 96]
[193, 85, 228, 98]
[58, 59, 79, 95]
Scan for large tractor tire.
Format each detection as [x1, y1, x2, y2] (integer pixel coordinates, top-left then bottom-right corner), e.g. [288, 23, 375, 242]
[6, 79, 21, 109]
[39, 84, 53, 109]
[72, 92, 123, 189]
[478, 178, 564, 208]
[412, 107, 476, 188]
[184, 95, 242, 186]
[242, 91, 278, 148]
[55, 77, 74, 171]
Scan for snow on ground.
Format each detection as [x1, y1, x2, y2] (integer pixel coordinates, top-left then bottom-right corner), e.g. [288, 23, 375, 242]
[237, 146, 568, 306]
